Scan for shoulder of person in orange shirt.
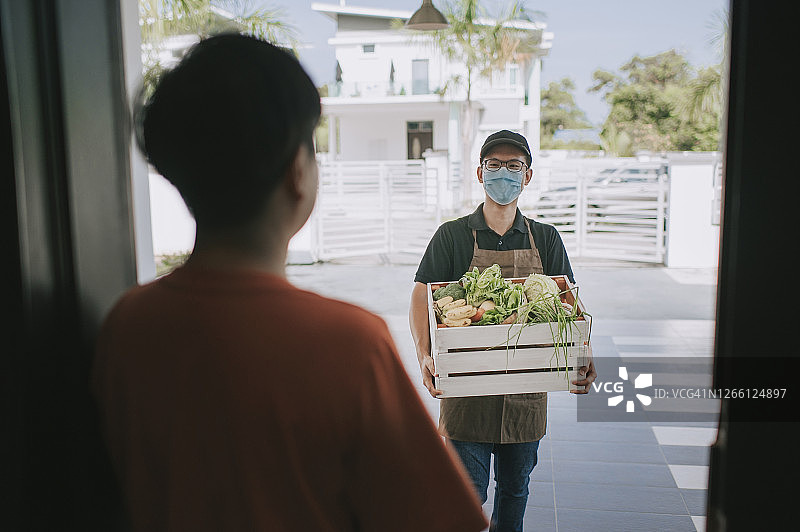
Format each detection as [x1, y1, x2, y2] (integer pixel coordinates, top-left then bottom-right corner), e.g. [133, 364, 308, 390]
[94, 266, 488, 532]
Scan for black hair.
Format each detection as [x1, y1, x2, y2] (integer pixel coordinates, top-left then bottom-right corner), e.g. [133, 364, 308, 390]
[135, 33, 321, 229]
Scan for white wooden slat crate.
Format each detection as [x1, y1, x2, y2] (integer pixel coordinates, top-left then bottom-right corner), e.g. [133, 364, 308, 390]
[428, 276, 591, 398]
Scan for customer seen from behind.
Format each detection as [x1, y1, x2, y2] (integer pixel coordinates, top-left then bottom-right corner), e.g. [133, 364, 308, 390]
[92, 33, 487, 532]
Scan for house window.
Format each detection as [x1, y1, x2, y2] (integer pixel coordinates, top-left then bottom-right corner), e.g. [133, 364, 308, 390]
[492, 68, 505, 88]
[407, 121, 433, 159]
[412, 59, 429, 95]
[334, 116, 341, 156]
[509, 64, 519, 86]
[362, 44, 375, 53]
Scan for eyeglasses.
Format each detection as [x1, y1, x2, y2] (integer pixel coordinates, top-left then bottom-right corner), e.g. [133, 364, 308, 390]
[482, 158, 528, 173]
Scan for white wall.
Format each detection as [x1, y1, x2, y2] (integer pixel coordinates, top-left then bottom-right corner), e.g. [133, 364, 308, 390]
[336, 105, 450, 160]
[334, 34, 453, 97]
[148, 172, 316, 264]
[148, 173, 195, 256]
[665, 154, 721, 268]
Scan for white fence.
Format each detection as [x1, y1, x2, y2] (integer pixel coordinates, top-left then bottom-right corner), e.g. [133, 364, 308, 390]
[313, 160, 440, 260]
[520, 160, 669, 263]
[313, 158, 671, 263]
[147, 154, 718, 267]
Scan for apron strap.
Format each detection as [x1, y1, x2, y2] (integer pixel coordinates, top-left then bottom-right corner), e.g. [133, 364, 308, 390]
[525, 218, 535, 248]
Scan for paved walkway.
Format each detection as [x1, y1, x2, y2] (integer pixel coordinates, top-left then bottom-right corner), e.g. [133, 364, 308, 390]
[287, 255, 718, 532]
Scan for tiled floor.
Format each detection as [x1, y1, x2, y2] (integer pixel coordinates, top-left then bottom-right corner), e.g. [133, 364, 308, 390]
[424, 316, 715, 531]
[287, 258, 718, 532]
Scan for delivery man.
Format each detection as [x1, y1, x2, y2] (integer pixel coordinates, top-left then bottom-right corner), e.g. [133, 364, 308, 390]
[409, 130, 596, 532]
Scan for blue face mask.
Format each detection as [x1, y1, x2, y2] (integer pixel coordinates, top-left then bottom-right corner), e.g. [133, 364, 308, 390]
[483, 167, 524, 205]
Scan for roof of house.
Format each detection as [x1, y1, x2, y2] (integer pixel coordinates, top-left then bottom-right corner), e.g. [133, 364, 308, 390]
[311, 2, 547, 32]
[312, 2, 414, 21]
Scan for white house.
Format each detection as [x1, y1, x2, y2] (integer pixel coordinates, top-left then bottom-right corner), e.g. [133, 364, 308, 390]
[312, 1, 553, 165]
[140, 3, 720, 269]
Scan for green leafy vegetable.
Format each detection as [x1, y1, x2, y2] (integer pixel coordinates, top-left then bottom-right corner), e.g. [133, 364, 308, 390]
[433, 282, 466, 301]
[460, 264, 507, 306]
[475, 306, 512, 325]
[497, 283, 530, 323]
[522, 273, 562, 322]
[518, 272, 589, 380]
[447, 265, 591, 383]
[523, 273, 560, 303]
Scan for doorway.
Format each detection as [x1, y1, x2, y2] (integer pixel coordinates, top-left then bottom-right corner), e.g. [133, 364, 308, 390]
[407, 120, 433, 159]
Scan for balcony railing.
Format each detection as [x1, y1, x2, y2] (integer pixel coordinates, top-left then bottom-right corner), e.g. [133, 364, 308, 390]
[326, 81, 444, 98]
[325, 80, 523, 99]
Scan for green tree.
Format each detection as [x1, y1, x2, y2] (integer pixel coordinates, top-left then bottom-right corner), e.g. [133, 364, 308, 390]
[539, 77, 594, 148]
[140, 0, 298, 95]
[590, 49, 720, 155]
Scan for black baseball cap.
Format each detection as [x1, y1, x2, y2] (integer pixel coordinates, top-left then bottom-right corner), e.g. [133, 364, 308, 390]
[480, 130, 531, 164]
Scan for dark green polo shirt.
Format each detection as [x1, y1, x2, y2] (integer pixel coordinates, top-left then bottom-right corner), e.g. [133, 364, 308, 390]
[414, 203, 575, 284]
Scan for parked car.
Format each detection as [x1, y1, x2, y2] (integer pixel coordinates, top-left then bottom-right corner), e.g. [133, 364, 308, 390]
[525, 165, 668, 230]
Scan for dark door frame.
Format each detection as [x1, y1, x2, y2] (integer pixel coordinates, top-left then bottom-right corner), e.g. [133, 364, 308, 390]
[1, 0, 135, 528]
[706, 1, 799, 530]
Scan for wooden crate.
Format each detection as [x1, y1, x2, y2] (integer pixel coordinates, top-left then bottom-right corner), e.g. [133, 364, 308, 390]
[428, 276, 590, 398]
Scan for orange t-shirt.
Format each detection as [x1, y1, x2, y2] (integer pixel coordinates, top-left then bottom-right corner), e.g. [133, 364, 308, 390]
[92, 265, 487, 532]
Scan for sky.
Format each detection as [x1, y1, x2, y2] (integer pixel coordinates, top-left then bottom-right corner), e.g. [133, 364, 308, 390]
[255, 0, 728, 125]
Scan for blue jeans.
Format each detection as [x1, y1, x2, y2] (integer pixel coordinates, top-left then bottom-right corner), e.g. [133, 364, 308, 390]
[448, 439, 540, 532]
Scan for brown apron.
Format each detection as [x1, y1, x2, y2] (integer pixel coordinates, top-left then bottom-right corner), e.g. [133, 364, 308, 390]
[439, 221, 548, 443]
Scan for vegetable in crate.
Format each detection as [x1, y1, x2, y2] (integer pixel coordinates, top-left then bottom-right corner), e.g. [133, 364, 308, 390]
[522, 272, 581, 323]
[439, 265, 580, 328]
[433, 282, 466, 302]
[457, 264, 526, 325]
[434, 296, 454, 309]
[441, 299, 466, 311]
[441, 301, 477, 327]
[479, 300, 496, 311]
[460, 264, 507, 306]
[522, 273, 560, 303]
[444, 304, 477, 320]
[498, 283, 529, 323]
[474, 306, 512, 325]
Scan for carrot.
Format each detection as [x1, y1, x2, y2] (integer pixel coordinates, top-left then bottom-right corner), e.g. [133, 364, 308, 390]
[470, 308, 485, 322]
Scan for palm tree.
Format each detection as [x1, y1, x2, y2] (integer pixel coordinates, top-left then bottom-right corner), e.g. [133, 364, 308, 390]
[682, 7, 729, 124]
[683, 66, 724, 123]
[599, 121, 633, 157]
[139, 0, 298, 95]
[477, 2, 544, 106]
[426, 0, 543, 207]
